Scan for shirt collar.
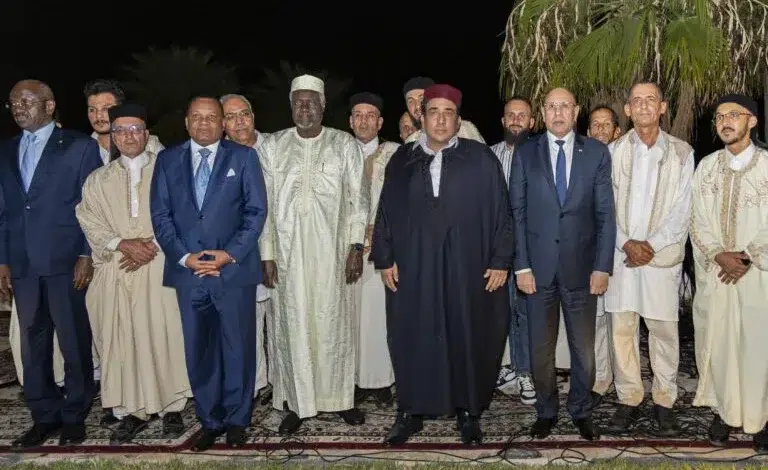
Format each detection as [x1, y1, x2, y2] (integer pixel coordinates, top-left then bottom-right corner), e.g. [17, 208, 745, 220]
[357, 136, 379, 156]
[119, 152, 149, 169]
[416, 132, 458, 156]
[546, 130, 575, 147]
[190, 139, 220, 157]
[726, 142, 756, 170]
[23, 120, 56, 142]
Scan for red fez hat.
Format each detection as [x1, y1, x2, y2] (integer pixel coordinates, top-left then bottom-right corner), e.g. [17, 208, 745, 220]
[423, 84, 462, 108]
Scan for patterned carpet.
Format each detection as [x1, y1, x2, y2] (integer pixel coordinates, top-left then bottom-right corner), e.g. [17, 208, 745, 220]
[0, 312, 757, 453]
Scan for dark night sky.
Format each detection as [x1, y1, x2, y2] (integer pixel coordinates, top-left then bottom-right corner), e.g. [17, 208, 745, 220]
[0, 0, 515, 144]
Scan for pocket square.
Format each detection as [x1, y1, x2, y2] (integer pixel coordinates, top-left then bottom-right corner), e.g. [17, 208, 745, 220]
[226, 168, 236, 177]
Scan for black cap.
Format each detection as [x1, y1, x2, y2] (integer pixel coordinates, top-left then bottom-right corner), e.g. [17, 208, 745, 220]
[403, 77, 435, 96]
[108, 103, 147, 123]
[713, 93, 759, 116]
[349, 92, 383, 114]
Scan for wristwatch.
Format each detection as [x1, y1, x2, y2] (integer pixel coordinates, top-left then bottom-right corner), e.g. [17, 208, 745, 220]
[352, 243, 364, 252]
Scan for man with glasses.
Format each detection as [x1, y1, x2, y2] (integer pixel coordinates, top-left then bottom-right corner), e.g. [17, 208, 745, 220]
[0, 79, 102, 447]
[691, 94, 768, 451]
[604, 82, 694, 436]
[510, 87, 615, 440]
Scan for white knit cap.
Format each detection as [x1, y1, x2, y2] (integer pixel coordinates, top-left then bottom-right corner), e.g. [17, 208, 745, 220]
[290, 74, 325, 104]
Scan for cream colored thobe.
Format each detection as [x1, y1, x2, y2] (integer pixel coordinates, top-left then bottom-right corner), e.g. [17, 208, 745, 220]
[75, 152, 192, 419]
[405, 119, 485, 144]
[353, 137, 398, 389]
[605, 130, 694, 408]
[692, 144, 768, 434]
[259, 127, 368, 418]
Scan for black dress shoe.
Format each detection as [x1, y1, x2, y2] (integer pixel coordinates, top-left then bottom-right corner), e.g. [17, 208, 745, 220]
[11, 422, 61, 448]
[110, 416, 148, 444]
[191, 428, 224, 452]
[226, 425, 248, 447]
[278, 411, 305, 435]
[456, 410, 482, 445]
[100, 408, 119, 426]
[338, 408, 365, 425]
[653, 404, 680, 437]
[530, 417, 557, 439]
[708, 415, 729, 447]
[59, 423, 87, 446]
[573, 417, 600, 440]
[385, 412, 423, 446]
[606, 404, 641, 433]
[162, 412, 185, 438]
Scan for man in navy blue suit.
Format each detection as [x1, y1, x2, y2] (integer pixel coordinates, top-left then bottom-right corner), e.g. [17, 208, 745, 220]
[0, 79, 102, 447]
[150, 96, 267, 451]
[510, 87, 616, 441]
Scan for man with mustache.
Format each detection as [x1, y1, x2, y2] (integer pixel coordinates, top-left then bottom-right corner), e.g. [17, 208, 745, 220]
[258, 75, 368, 434]
[402, 77, 485, 144]
[604, 82, 694, 437]
[691, 94, 768, 451]
[491, 96, 537, 406]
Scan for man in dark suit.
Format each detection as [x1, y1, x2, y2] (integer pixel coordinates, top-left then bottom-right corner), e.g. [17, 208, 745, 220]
[510, 87, 616, 440]
[150, 96, 267, 451]
[0, 79, 102, 447]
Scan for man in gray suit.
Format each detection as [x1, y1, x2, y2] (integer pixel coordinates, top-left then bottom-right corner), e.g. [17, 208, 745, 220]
[510, 87, 616, 441]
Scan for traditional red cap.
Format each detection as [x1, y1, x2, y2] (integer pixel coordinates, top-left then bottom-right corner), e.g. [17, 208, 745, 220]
[423, 84, 462, 108]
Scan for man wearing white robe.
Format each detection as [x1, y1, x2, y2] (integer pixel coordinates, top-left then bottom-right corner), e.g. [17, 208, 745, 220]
[604, 82, 693, 436]
[347, 92, 397, 407]
[691, 94, 768, 452]
[75, 103, 191, 443]
[259, 74, 369, 434]
[220, 93, 272, 399]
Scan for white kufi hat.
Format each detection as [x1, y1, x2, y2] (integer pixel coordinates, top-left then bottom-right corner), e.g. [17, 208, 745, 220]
[290, 74, 325, 104]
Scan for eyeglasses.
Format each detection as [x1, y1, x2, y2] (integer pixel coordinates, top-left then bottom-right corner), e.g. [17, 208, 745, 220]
[543, 102, 575, 113]
[224, 109, 253, 121]
[713, 111, 752, 123]
[111, 125, 146, 136]
[5, 99, 46, 110]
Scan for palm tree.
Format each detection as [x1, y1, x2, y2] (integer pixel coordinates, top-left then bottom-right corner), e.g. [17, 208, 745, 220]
[500, 0, 768, 142]
[246, 60, 353, 133]
[121, 46, 240, 144]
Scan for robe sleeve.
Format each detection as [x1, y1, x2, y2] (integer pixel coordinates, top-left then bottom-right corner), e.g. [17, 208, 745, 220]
[459, 121, 486, 144]
[344, 137, 368, 246]
[223, 147, 268, 263]
[746, 222, 768, 270]
[646, 151, 695, 252]
[509, 145, 531, 273]
[487, 150, 514, 270]
[371, 152, 396, 270]
[258, 136, 276, 261]
[690, 161, 724, 272]
[75, 173, 119, 261]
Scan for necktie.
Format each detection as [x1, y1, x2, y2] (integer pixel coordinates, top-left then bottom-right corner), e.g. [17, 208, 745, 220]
[195, 148, 212, 208]
[20, 133, 37, 191]
[555, 139, 567, 205]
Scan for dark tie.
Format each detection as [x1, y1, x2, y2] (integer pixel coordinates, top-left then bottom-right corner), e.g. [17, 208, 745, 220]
[555, 139, 567, 205]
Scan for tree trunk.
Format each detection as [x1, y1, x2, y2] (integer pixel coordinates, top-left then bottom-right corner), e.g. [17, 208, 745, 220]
[669, 83, 695, 143]
[764, 72, 767, 142]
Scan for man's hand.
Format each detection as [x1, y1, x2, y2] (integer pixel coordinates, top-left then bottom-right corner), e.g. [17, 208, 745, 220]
[484, 269, 508, 292]
[364, 225, 374, 255]
[714, 251, 750, 284]
[262, 260, 278, 288]
[345, 247, 364, 284]
[184, 252, 222, 278]
[623, 240, 654, 267]
[117, 238, 158, 272]
[381, 263, 398, 292]
[517, 271, 536, 295]
[590, 271, 609, 295]
[73, 257, 94, 290]
[0, 265, 11, 301]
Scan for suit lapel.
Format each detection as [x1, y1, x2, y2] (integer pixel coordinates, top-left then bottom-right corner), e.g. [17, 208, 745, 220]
[9, 135, 24, 191]
[564, 135, 584, 206]
[537, 134, 558, 200]
[180, 142, 199, 211]
[28, 127, 63, 193]
[201, 142, 230, 211]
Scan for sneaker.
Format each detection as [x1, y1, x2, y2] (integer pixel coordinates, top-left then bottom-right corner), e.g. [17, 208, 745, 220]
[518, 374, 537, 405]
[496, 366, 519, 393]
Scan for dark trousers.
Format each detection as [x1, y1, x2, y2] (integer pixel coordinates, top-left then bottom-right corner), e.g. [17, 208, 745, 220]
[13, 274, 95, 425]
[176, 284, 256, 431]
[526, 275, 597, 420]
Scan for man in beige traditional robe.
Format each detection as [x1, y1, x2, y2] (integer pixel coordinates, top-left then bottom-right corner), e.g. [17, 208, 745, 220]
[402, 77, 485, 144]
[347, 92, 398, 408]
[259, 74, 369, 434]
[691, 94, 768, 452]
[220, 93, 272, 399]
[75, 103, 191, 443]
[604, 82, 694, 436]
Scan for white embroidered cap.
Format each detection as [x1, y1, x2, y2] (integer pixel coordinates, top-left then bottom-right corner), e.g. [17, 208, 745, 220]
[290, 74, 325, 105]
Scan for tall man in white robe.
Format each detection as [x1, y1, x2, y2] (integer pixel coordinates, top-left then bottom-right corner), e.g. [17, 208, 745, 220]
[691, 94, 768, 452]
[75, 103, 191, 444]
[259, 74, 369, 434]
[604, 82, 694, 436]
[220, 93, 272, 399]
[347, 92, 398, 407]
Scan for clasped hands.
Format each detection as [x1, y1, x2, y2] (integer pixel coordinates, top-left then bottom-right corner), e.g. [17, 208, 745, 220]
[622, 240, 654, 267]
[714, 251, 751, 285]
[185, 250, 233, 277]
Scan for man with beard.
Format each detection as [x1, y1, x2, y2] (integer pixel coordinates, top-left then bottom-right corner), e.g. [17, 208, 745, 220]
[398, 112, 418, 143]
[491, 96, 537, 406]
[691, 94, 768, 451]
[588, 106, 622, 146]
[220, 93, 272, 400]
[372, 84, 513, 446]
[347, 92, 398, 408]
[0, 79, 102, 447]
[259, 75, 368, 434]
[402, 77, 485, 144]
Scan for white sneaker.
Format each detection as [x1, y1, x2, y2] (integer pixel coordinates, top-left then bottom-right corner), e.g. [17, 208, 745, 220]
[518, 375, 537, 405]
[496, 366, 519, 394]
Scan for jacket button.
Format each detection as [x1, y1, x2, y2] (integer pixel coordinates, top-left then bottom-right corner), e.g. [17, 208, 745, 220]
[559, 213, 564, 219]
[199, 215, 205, 220]
[25, 205, 30, 210]
[555, 239, 560, 244]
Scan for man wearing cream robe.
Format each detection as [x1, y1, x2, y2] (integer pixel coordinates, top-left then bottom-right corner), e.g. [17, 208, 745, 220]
[604, 82, 693, 437]
[75, 103, 191, 443]
[691, 94, 768, 452]
[347, 92, 397, 407]
[259, 75, 369, 435]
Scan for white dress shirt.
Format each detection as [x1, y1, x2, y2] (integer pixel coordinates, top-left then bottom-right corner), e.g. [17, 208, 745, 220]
[358, 136, 379, 158]
[179, 140, 220, 266]
[415, 133, 459, 197]
[547, 130, 575, 186]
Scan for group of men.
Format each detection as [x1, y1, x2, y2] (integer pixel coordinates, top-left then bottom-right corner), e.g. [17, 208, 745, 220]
[0, 71, 765, 453]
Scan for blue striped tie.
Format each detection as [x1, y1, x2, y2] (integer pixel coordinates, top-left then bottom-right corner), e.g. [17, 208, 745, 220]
[20, 134, 37, 191]
[555, 140, 567, 205]
[195, 148, 212, 208]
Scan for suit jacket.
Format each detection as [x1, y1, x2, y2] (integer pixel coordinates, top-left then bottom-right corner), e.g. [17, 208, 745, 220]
[510, 133, 616, 289]
[0, 127, 102, 278]
[150, 139, 268, 288]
